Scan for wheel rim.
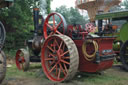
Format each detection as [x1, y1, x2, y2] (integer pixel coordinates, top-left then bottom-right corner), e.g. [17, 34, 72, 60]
[16, 50, 26, 70]
[0, 21, 6, 48]
[43, 13, 67, 39]
[41, 35, 79, 82]
[0, 51, 6, 83]
[120, 40, 128, 69]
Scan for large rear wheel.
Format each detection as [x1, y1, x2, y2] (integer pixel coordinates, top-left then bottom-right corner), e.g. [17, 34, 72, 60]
[0, 51, 6, 83]
[41, 35, 79, 82]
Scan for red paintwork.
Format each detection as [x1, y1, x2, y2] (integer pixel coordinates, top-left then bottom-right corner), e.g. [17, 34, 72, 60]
[16, 50, 25, 71]
[43, 13, 65, 39]
[41, 36, 69, 82]
[114, 51, 120, 54]
[42, 13, 116, 82]
[74, 37, 115, 72]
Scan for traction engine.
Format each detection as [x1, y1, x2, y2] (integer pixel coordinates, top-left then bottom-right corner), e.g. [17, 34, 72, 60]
[41, 14, 115, 82]
[16, 8, 44, 71]
[40, 0, 121, 82]
[15, 0, 122, 82]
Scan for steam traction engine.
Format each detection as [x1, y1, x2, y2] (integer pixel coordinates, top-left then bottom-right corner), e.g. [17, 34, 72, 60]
[15, 0, 121, 82]
[16, 8, 44, 71]
[0, 0, 13, 83]
[40, 0, 121, 82]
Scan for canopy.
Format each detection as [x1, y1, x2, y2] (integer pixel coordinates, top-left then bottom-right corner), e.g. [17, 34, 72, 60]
[95, 10, 128, 20]
[76, 0, 122, 21]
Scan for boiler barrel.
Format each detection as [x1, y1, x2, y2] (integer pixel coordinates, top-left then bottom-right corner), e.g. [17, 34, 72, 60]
[120, 22, 128, 42]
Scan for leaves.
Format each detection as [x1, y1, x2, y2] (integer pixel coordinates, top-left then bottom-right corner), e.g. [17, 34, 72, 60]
[55, 6, 88, 25]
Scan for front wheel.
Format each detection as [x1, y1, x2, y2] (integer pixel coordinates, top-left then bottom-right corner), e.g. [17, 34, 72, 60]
[16, 48, 30, 71]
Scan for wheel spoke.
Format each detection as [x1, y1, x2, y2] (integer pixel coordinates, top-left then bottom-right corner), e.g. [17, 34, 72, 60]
[49, 63, 57, 73]
[53, 42, 56, 51]
[56, 65, 58, 76]
[56, 21, 62, 29]
[54, 38, 59, 48]
[48, 52, 56, 57]
[53, 15, 56, 28]
[49, 60, 55, 67]
[49, 32, 54, 37]
[58, 41, 63, 51]
[61, 59, 70, 65]
[59, 63, 66, 76]
[46, 23, 53, 30]
[64, 63, 68, 73]
[56, 30, 63, 35]
[47, 45, 54, 52]
[20, 62, 24, 70]
[57, 66, 61, 79]
[45, 58, 55, 61]
[62, 56, 70, 59]
[60, 50, 69, 57]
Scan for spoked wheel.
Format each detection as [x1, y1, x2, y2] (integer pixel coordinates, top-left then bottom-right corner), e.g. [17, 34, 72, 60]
[0, 21, 6, 48]
[43, 12, 67, 39]
[16, 49, 30, 71]
[0, 51, 6, 83]
[41, 35, 79, 82]
[120, 40, 128, 71]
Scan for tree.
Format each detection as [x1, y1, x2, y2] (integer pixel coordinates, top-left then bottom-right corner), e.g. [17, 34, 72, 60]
[46, 0, 51, 14]
[55, 6, 88, 25]
[0, 0, 40, 51]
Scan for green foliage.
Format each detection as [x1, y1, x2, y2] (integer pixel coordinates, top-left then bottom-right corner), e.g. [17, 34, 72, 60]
[0, 0, 40, 54]
[46, 0, 52, 14]
[6, 64, 42, 78]
[55, 6, 88, 25]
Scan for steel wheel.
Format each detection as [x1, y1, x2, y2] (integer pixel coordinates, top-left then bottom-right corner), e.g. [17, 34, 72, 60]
[0, 51, 6, 83]
[41, 35, 79, 82]
[16, 49, 30, 71]
[120, 40, 128, 71]
[0, 21, 6, 48]
[43, 13, 67, 39]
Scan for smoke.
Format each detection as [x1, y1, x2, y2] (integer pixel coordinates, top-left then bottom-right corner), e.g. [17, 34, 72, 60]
[39, 0, 47, 17]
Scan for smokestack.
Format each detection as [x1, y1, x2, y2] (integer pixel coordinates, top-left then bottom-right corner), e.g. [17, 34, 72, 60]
[33, 8, 39, 35]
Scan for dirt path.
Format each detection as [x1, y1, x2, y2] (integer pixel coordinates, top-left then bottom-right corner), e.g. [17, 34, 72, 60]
[1, 64, 128, 85]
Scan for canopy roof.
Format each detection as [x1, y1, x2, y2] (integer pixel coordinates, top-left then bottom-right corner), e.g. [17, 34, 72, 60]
[76, 0, 122, 21]
[95, 10, 128, 20]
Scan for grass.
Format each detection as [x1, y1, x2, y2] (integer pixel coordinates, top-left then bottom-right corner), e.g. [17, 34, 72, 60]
[5, 63, 128, 85]
[6, 63, 44, 79]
